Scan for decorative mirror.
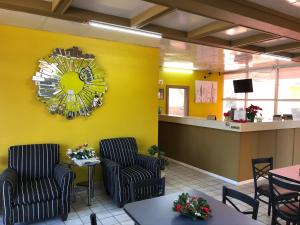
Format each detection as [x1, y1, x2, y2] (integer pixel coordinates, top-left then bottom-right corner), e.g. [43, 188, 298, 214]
[33, 47, 107, 119]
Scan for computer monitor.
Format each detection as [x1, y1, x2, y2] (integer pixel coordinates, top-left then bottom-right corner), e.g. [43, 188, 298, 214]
[233, 79, 253, 93]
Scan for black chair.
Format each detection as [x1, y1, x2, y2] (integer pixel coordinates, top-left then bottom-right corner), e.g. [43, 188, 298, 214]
[223, 186, 259, 220]
[130, 177, 165, 202]
[269, 174, 300, 225]
[90, 213, 97, 225]
[100, 137, 162, 207]
[0, 144, 74, 225]
[252, 157, 274, 216]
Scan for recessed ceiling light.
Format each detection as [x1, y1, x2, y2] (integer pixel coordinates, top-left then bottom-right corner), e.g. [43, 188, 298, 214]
[286, 0, 300, 6]
[88, 20, 161, 39]
[225, 26, 248, 36]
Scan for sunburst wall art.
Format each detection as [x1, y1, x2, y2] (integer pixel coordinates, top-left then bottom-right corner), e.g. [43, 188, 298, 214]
[32, 47, 107, 120]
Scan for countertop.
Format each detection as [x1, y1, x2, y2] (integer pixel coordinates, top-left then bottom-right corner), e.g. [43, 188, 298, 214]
[159, 114, 300, 132]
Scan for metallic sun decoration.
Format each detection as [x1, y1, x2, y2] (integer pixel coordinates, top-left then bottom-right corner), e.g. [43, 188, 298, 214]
[33, 47, 107, 119]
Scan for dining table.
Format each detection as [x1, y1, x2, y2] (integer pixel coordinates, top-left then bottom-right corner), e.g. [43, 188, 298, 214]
[124, 189, 263, 225]
[269, 164, 300, 183]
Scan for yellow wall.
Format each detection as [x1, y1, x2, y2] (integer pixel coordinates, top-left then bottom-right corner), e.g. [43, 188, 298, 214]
[159, 69, 223, 119]
[0, 25, 160, 180]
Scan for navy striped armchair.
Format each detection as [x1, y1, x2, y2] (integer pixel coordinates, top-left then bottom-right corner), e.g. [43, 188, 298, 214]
[0, 144, 74, 225]
[100, 137, 161, 206]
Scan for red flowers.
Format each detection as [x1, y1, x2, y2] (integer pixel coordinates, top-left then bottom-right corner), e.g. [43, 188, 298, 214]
[202, 207, 209, 213]
[223, 112, 231, 117]
[173, 193, 212, 220]
[246, 104, 262, 115]
[176, 204, 182, 212]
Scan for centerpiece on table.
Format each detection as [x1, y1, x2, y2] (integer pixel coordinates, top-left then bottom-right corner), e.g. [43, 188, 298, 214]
[173, 193, 212, 220]
[246, 104, 262, 122]
[66, 144, 100, 166]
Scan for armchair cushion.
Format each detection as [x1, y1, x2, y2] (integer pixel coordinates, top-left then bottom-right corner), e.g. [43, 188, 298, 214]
[14, 178, 61, 205]
[100, 138, 137, 168]
[136, 154, 161, 177]
[122, 165, 154, 186]
[9, 144, 59, 181]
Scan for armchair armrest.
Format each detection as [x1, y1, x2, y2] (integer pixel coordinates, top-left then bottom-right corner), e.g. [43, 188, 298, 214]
[0, 168, 17, 191]
[1, 168, 18, 225]
[136, 154, 162, 177]
[102, 159, 123, 204]
[102, 158, 120, 169]
[54, 164, 74, 188]
[102, 159, 121, 179]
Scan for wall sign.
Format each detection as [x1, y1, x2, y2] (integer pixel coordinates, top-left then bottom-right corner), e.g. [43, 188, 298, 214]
[33, 47, 107, 119]
[195, 80, 217, 103]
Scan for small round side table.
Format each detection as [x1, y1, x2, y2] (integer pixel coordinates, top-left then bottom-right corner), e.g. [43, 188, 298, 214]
[66, 160, 101, 206]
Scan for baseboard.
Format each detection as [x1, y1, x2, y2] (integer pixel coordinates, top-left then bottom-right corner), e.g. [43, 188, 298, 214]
[163, 156, 254, 186]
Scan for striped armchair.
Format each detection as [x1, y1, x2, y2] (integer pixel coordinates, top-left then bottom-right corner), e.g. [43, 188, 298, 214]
[100, 137, 161, 207]
[0, 144, 74, 225]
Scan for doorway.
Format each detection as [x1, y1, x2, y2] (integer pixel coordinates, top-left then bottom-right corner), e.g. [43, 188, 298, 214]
[166, 85, 189, 116]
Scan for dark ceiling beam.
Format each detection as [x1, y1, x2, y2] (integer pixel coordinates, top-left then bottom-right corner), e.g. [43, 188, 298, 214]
[292, 53, 300, 59]
[0, 0, 50, 14]
[144, 24, 264, 53]
[131, 5, 174, 28]
[265, 42, 300, 53]
[187, 21, 235, 39]
[52, 0, 73, 14]
[231, 33, 279, 47]
[142, 0, 300, 41]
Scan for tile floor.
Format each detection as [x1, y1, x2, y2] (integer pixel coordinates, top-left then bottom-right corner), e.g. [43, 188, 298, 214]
[1, 161, 274, 225]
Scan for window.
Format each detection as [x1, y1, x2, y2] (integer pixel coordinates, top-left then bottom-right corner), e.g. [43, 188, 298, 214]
[247, 101, 274, 120]
[277, 67, 300, 119]
[278, 67, 300, 99]
[166, 86, 189, 116]
[223, 66, 300, 120]
[223, 100, 245, 114]
[248, 69, 276, 99]
[277, 101, 300, 120]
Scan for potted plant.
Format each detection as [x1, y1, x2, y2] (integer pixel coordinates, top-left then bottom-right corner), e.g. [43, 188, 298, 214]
[148, 145, 167, 170]
[246, 104, 262, 122]
[223, 111, 232, 121]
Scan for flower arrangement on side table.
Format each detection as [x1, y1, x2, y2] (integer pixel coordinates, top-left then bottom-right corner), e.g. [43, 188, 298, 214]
[173, 193, 212, 220]
[246, 104, 262, 122]
[66, 144, 100, 166]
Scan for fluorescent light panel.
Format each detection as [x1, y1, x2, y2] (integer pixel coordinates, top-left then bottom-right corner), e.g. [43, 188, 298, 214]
[88, 20, 161, 39]
[163, 67, 193, 74]
[261, 54, 292, 62]
[163, 62, 196, 70]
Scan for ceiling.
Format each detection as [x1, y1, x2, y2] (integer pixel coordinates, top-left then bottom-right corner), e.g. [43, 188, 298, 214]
[1, 0, 300, 72]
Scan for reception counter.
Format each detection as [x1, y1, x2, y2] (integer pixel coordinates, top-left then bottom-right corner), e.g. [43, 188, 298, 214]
[158, 115, 300, 184]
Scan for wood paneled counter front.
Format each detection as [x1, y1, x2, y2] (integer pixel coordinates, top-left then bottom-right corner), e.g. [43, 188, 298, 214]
[158, 115, 300, 183]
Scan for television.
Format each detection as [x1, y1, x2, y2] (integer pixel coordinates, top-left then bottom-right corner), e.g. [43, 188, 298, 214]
[233, 79, 253, 93]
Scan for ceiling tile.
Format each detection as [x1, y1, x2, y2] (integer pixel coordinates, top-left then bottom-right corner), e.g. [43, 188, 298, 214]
[0, 9, 46, 29]
[71, 0, 154, 18]
[42, 17, 89, 36]
[247, 0, 300, 20]
[152, 10, 215, 32]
